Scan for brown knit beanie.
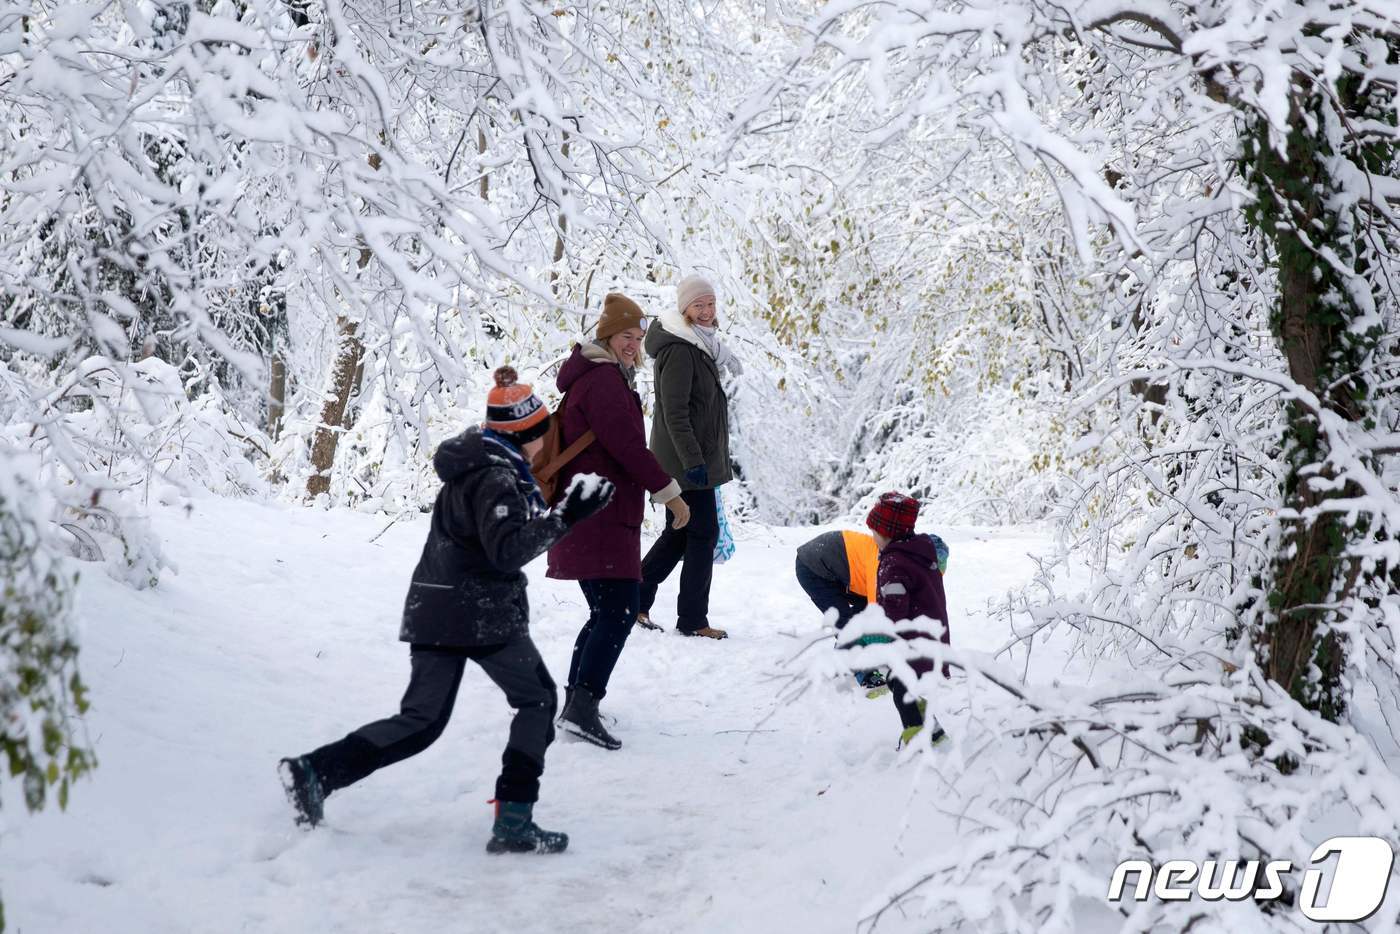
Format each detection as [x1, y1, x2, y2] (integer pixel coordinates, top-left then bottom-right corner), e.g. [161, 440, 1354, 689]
[597, 293, 646, 340]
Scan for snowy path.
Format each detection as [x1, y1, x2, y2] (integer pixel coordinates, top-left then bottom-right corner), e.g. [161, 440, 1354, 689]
[5, 498, 1050, 934]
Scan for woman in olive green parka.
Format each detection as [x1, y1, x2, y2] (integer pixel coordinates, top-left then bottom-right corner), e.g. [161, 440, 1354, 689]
[637, 275, 743, 640]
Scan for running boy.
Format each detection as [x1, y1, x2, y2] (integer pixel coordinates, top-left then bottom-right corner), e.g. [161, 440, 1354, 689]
[278, 367, 614, 853]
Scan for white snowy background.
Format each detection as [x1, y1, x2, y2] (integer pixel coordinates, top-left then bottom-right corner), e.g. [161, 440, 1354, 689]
[6, 499, 1051, 934]
[3, 0, 1400, 931]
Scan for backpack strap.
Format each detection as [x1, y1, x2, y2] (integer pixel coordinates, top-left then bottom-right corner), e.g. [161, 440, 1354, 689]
[535, 391, 596, 484]
[536, 430, 596, 484]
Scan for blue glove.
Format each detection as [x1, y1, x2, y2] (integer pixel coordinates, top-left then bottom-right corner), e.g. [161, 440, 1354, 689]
[684, 464, 709, 488]
[929, 533, 950, 574]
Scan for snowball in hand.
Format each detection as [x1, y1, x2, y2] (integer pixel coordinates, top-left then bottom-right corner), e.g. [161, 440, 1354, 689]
[556, 473, 615, 526]
[566, 473, 609, 499]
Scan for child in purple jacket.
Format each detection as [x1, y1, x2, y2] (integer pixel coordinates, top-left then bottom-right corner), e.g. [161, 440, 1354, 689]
[866, 492, 951, 747]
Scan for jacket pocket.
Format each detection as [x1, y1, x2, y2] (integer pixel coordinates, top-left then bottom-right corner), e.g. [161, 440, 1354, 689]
[403, 580, 460, 619]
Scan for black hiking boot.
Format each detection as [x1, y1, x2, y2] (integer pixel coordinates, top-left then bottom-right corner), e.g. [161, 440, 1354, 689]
[563, 687, 617, 727]
[486, 801, 569, 854]
[559, 686, 622, 750]
[278, 756, 325, 828]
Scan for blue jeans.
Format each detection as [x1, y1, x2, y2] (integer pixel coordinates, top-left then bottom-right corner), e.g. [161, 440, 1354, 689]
[568, 579, 641, 699]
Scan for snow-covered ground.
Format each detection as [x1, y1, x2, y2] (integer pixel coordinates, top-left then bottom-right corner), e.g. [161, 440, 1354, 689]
[5, 497, 1052, 934]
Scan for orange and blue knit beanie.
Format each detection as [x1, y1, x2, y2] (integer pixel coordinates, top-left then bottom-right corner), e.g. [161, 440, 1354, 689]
[866, 492, 919, 541]
[484, 366, 549, 443]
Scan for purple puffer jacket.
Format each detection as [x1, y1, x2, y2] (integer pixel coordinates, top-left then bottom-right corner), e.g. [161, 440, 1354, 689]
[546, 344, 676, 581]
[876, 533, 951, 678]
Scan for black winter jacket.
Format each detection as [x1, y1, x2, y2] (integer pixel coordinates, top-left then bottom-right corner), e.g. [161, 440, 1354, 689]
[399, 427, 568, 647]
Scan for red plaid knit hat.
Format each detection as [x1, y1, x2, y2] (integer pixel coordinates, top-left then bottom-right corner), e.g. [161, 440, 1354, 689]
[866, 492, 919, 540]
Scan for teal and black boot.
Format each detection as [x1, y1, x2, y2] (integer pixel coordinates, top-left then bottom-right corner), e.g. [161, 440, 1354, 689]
[278, 756, 326, 828]
[486, 801, 569, 854]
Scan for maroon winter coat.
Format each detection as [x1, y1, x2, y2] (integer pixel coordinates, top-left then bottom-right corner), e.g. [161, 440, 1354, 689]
[876, 534, 951, 678]
[546, 344, 676, 580]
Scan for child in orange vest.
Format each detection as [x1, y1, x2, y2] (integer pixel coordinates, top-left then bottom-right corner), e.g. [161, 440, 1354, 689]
[795, 529, 880, 626]
[795, 527, 948, 690]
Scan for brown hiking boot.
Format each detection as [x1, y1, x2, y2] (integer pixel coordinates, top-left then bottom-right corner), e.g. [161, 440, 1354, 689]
[636, 612, 662, 631]
[680, 626, 728, 640]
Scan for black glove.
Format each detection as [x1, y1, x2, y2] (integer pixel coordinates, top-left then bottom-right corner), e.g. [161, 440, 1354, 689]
[684, 464, 709, 488]
[556, 476, 615, 526]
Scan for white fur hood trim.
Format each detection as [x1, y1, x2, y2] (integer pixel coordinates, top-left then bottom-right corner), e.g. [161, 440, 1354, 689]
[656, 306, 711, 356]
[579, 339, 617, 364]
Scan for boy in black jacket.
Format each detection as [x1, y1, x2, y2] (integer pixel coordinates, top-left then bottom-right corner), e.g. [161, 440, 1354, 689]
[279, 368, 613, 853]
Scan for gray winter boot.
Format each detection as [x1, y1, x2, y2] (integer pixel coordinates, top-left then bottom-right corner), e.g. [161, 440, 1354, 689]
[558, 686, 622, 750]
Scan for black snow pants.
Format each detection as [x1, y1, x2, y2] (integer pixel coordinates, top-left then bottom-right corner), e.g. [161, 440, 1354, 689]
[794, 557, 868, 629]
[639, 487, 719, 632]
[303, 636, 557, 803]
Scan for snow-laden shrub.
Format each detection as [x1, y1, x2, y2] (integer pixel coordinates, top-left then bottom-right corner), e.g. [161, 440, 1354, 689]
[54, 357, 266, 496]
[1, 356, 267, 587]
[818, 636, 1400, 933]
[0, 447, 95, 934]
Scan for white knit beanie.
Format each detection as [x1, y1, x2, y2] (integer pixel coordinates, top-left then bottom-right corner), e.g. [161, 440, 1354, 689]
[676, 275, 716, 316]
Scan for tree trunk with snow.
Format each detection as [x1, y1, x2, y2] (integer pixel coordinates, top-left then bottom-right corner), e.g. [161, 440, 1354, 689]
[268, 352, 286, 441]
[1242, 73, 1393, 723]
[305, 317, 364, 499]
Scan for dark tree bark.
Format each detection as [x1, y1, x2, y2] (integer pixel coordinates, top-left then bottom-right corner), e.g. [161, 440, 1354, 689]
[305, 147, 380, 498]
[1241, 65, 1394, 723]
[269, 352, 286, 441]
[305, 316, 364, 498]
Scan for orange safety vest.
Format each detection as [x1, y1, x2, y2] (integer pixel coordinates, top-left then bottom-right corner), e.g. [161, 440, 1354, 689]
[841, 530, 880, 604]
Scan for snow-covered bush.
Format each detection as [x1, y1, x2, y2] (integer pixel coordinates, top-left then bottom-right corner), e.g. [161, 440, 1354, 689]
[0, 447, 94, 931]
[0, 448, 92, 806]
[1, 356, 267, 587]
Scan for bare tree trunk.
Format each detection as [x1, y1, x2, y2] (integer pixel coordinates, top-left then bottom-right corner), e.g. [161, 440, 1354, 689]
[343, 356, 365, 430]
[305, 148, 380, 498]
[269, 352, 286, 441]
[550, 213, 567, 292]
[474, 125, 510, 339]
[478, 127, 489, 202]
[549, 138, 570, 296]
[306, 317, 364, 498]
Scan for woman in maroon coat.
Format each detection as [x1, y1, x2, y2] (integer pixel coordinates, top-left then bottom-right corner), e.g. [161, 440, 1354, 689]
[547, 293, 690, 749]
